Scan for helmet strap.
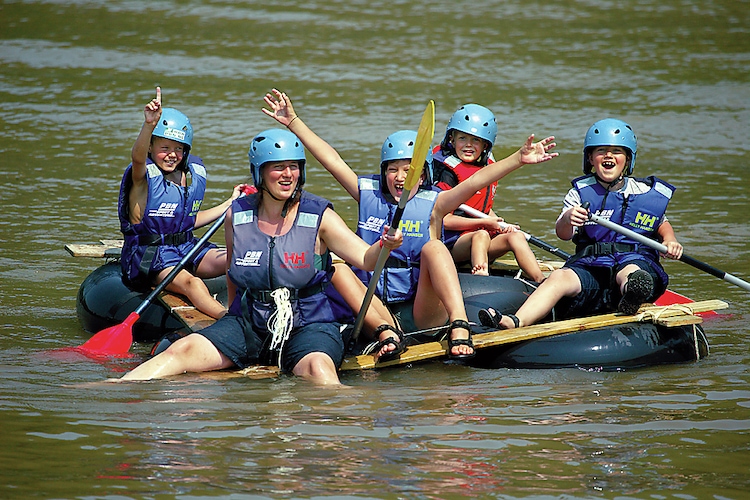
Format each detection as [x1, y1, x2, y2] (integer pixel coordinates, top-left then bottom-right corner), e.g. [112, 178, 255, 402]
[261, 183, 301, 218]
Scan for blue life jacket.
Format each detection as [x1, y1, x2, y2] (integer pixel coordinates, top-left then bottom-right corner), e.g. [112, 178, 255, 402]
[118, 156, 207, 280]
[354, 175, 440, 303]
[570, 174, 674, 286]
[227, 191, 337, 333]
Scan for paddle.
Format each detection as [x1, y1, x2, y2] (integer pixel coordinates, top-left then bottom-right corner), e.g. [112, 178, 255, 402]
[78, 186, 256, 356]
[457, 203, 571, 260]
[586, 209, 750, 292]
[349, 100, 435, 343]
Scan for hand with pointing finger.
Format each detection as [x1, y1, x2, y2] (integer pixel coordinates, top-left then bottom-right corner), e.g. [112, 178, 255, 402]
[144, 86, 162, 126]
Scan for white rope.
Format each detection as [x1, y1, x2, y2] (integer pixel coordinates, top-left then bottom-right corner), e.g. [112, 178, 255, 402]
[634, 303, 695, 322]
[267, 287, 294, 367]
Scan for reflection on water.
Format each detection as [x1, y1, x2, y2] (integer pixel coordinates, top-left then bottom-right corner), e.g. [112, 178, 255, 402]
[1, 0, 749, 497]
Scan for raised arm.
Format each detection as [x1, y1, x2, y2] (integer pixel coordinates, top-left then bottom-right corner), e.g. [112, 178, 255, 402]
[430, 134, 558, 238]
[130, 87, 162, 185]
[262, 89, 360, 201]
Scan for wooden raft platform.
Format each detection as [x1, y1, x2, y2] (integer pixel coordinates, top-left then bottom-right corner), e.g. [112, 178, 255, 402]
[65, 240, 124, 258]
[156, 291, 726, 378]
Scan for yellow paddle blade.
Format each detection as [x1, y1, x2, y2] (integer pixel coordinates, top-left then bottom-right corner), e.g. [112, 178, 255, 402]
[403, 99, 435, 191]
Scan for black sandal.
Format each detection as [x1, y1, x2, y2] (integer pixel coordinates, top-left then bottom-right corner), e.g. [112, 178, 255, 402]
[447, 319, 475, 360]
[372, 324, 406, 363]
[478, 308, 520, 330]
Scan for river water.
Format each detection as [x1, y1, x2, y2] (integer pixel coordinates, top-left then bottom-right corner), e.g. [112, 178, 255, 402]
[1, 0, 749, 498]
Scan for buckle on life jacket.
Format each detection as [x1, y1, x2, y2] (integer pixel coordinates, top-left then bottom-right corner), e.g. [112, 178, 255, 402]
[138, 231, 193, 246]
[248, 284, 326, 303]
[385, 256, 418, 269]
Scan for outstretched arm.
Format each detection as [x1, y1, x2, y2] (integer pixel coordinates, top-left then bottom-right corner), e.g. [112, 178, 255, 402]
[262, 89, 360, 201]
[194, 184, 252, 228]
[318, 208, 402, 271]
[131, 87, 162, 184]
[430, 134, 558, 238]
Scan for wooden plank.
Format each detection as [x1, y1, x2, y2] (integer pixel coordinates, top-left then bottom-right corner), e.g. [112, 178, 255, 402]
[65, 243, 123, 258]
[158, 293, 216, 332]
[339, 299, 727, 371]
[658, 315, 703, 327]
[99, 239, 124, 247]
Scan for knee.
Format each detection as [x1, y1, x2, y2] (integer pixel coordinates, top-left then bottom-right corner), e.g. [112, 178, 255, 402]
[293, 353, 340, 384]
[421, 239, 450, 259]
[509, 231, 526, 244]
[185, 274, 210, 294]
[473, 230, 491, 245]
[165, 334, 204, 357]
[546, 268, 576, 285]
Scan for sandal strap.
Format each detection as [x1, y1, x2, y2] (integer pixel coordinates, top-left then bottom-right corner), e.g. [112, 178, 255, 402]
[449, 319, 472, 333]
[373, 324, 403, 341]
[506, 314, 521, 328]
[448, 338, 474, 348]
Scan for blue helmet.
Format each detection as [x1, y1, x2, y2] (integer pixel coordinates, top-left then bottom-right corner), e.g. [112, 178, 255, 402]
[440, 104, 497, 165]
[380, 130, 434, 186]
[583, 118, 637, 175]
[151, 108, 193, 170]
[152, 108, 193, 149]
[248, 128, 306, 189]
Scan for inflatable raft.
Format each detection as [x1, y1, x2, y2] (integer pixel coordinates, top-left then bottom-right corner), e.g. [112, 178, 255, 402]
[75, 260, 713, 370]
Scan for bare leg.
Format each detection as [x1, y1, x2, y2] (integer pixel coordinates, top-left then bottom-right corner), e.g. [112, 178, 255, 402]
[500, 267, 582, 329]
[488, 232, 545, 282]
[194, 247, 229, 278]
[120, 333, 234, 380]
[469, 230, 491, 276]
[330, 263, 401, 360]
[412, 240, 473, 357]
[292, 352, 341, 385]
[449, 231, 490, 275]
[160, 268, 227, 319]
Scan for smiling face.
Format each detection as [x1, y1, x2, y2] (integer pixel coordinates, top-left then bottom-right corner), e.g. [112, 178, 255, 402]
[261, 160, 301, 199]
[382, 158, 428, 203]
[588, 146, 629, 184]
[150, 137, 185, 173]
[451, 131, 489, 164]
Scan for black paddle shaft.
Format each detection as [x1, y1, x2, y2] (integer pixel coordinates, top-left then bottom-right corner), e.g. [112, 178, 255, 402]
[133, 210, 228, 316]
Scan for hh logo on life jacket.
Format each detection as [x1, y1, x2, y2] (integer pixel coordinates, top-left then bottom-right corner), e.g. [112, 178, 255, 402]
[190, 200, 202, 214]
[398, 219, 423, 237]
[632, 211, 659, 231]
[282, 252, 310, 270]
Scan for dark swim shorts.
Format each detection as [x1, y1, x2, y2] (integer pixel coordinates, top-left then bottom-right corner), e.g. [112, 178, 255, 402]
[559, 259, 661, 318]
[198, 314, 345, 373]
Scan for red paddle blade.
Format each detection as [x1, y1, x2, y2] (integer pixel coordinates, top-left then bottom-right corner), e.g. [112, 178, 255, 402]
[654, 289, 717, 317]
[79, 311, 139, 355]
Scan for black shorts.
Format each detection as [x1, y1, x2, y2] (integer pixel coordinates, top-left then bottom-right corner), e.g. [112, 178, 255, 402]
[557, 259, 661, 318]
[198, 314, 345, 373]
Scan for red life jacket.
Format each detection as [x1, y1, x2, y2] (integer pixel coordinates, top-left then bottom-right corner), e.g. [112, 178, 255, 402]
[432, 146, 497, 214]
